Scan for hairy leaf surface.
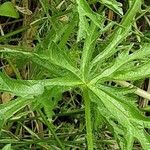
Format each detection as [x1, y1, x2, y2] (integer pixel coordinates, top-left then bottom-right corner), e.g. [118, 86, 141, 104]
[99, 0, 123, 15]
[89, 84, 150, 149]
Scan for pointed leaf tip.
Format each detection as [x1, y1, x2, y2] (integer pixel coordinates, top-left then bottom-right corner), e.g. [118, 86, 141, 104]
[0, 2, 19, 18]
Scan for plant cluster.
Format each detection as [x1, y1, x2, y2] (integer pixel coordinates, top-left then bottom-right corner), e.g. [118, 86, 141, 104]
[0, 0, 150, 149]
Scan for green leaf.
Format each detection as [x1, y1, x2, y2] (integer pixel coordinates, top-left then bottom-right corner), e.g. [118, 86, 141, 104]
[80, 22, 100, 80]
[0, 98, 33, 129]
[0, 72, 82, 98]
[0, 48, 66, 76]
[91, 43, 150, 83]
[1, 47, 80, 78]
[91, 0, 142, 67]
[0, 0, 149, 149]
[80, 21, 114, 81]
[48, 42, 80, 76]
[89, 84, 150, 149]
[0, 72, 44, 98]
[2, 144, 13, 150]
[111, 61, 150, 81]
[38, 86, 63, 119]
[99, 0, 123, 15]
[58, 14, 78, 49]
[0, 2, 19, 18]
[39, 0, 49, 13]
[76, 0, 103, 41]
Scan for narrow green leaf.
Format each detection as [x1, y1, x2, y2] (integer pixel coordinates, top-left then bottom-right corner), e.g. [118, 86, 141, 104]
[0, 72, 44, 98]
[88, 85, 150, 149]
[0, 72, 82, 97]
[0, 98, 33, 129]
[80, 21, 115, 81]
[99, 0, 123, 15]
[58, 14, 78, 49]
[76, 0, 103, 41]
[0, 48, 62, 76]
[80, 23, 100, 80]
[111, 61, 150, 81]
[38, 86, 63, 119]
[1, 47, 80, 78]
[98, 85, 150, 125]
[39, 0, 49, 13]
[91, 0, 141, 67]
[48, 42, 80, 76]
[2, 144, 13, 150]
[91, 43, 150, 83]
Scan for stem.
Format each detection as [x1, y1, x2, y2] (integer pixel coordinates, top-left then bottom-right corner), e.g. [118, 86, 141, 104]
[83, 87, 94, 150]
[116, 81, 150, 100]
[0, 26, 29, 42]
[6, 59, 22, 79]
[38, 110, 65, 150]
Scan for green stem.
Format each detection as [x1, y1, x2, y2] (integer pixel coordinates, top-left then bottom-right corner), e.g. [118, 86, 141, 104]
[38, 110, 65, 150]
[0, 26, 29, 42]
[83, 87, 93, 150]
[6, 58, 22, 79]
